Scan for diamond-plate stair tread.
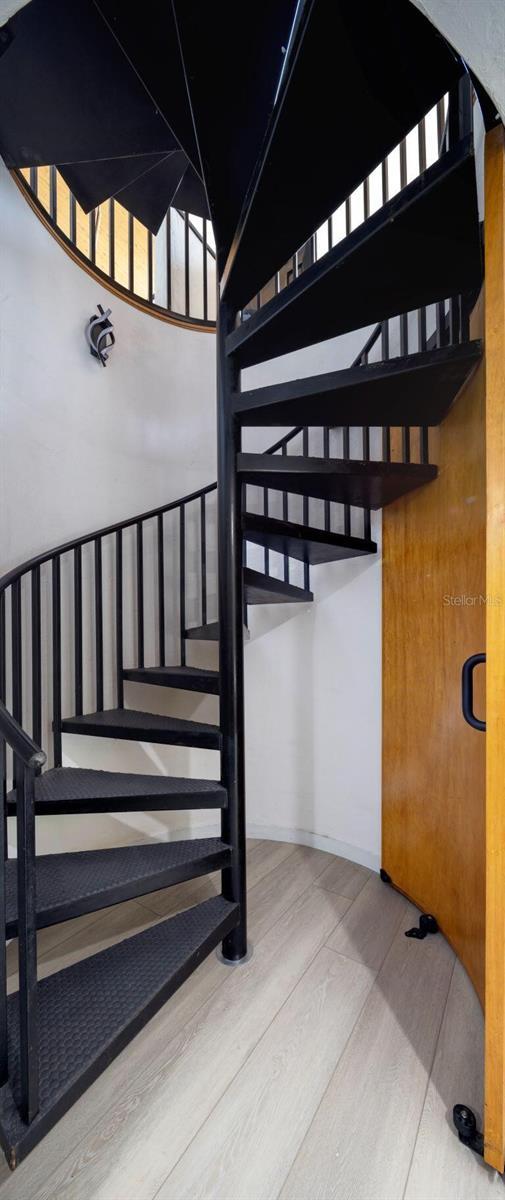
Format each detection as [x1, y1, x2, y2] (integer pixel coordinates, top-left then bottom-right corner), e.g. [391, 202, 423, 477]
[244, 568, 313, 604]
[4, 839, 231, 936]
[123, 665, 220, 694]
[6, 768, 227, 815]
[60, 708, 221, 749]
[244, 513, 377, 565]
[0, 896, 239, 1168]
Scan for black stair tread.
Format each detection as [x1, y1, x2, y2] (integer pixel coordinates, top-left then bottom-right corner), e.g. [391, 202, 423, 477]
[226, 139, 481, 368]
[244, 514, 377, 566]
[0, 895, 239, 1168]
[244, 568, 313, 605]
[238, 453, 437, 510]
[220, 0, 464, 307]
[233, 341, 483, 428]
[123, 666, 220, 695]
[185, 622, 220, 642]
[184, 623, 250, 642]
[6, 768, 226, 816]
[4, 839, 231, 937]
[60, 709, 221, 750]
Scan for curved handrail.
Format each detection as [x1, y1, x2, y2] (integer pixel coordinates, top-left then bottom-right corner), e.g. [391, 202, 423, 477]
[12, 168, 217, 333]
[0, 701, 46, 769]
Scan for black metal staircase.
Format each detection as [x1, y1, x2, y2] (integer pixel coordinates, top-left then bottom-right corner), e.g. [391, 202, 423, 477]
[0, 0, 486, 1169]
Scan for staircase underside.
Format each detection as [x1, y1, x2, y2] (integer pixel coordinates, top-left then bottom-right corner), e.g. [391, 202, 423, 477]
[60, 708, 221, 750]
[6, 768, 227, 815]
[244, 568, 313, 604]
[238, 454, 437, 509]
[244, 514, 377, 565]
[0, 896, 238, 1169]
[233, 341, 483, 428]
[5, 839, 230, 936]
[185, 622, 220, 642]
[123, 665, 220, 695]
[226, 139, 481, 368]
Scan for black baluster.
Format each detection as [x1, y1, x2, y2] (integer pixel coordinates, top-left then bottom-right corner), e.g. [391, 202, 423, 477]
[166, 209, 172, 311]
[0, 726, 6, 1086]
[148, 231, 154, 303]
[136, 523, 144, 669]
[323, 428, 330, 531]
[49, 165, 57, 222]
[203, 219, 208, 322]
[31, 567, 42, 745]
[184, 212, 190, 317]
[116, 530, 124, 709]
[108, 199, 115, 279]
[70, 191, 77, 246]
[263, 489, 270, 577]
[343, 427, 351, 536]
[89, 209, 96, 266]
[179, 506, 186, 666]
[17, 761, 39, 1123]
[200, 497, 207, 629]
[0, 593, 5, 817]
[302, 429, 310, 591]
[94, 539, 103, 711]
[282, 445, 289, 584]
[52, 557, 62, 767]
[74, 547, 82, 716]
[128, 212, 134, 293]
[158, 514, 166, 666]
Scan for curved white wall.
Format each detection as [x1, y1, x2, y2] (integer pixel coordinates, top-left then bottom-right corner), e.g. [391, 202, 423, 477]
[410, 0, 505, 123]
[0, 160, 381, 869]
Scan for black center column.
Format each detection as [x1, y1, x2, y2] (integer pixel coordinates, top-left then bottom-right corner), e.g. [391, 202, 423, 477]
[217, 297, 247, 961]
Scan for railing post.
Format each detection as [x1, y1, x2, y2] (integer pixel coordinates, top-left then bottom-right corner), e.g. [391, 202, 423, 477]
[217, 298, 247, 961]
[0, 730, 6, 1087]
[17, 760, 39, 1122]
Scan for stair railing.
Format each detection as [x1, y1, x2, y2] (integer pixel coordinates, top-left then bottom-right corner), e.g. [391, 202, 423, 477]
[0, 71, 478, 1108]
[12, 166, 217, 330]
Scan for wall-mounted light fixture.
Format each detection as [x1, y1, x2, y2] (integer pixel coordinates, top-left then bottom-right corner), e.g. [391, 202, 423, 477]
[86, 304, 115, 367]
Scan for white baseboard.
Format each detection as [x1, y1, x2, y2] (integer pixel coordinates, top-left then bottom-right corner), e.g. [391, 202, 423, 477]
[245, 824, 380, 873]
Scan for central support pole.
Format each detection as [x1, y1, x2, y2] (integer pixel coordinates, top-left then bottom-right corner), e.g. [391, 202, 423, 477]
[217, 298, 247, 961]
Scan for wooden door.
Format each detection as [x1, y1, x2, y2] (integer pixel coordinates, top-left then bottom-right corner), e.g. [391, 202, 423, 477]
[382, 293, 486, 999]
[484, 122, 505, 1174]
[383, 123, 505, 1173]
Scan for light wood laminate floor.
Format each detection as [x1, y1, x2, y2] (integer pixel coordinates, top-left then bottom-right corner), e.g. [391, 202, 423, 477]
[1, 840, 502, 1200]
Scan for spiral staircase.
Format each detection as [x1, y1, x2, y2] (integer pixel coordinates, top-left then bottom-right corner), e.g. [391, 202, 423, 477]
[0, 0, 488, 1170]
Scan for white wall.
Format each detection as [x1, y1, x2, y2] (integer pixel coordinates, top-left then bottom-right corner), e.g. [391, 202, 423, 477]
[0, 159, 382, 869]
[410, 0, 505, 124]
[0, 163, 217, 572]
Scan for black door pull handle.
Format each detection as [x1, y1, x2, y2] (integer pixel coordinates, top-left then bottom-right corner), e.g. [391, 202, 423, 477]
[462, 654, 486, 731]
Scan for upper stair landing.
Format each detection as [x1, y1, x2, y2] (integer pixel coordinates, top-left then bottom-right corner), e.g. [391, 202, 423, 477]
[227, 138, 482, 368]
[216, 0, 466, 307]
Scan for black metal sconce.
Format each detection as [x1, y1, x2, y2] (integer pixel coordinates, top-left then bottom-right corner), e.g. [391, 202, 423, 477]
[86, 304, 115, 366]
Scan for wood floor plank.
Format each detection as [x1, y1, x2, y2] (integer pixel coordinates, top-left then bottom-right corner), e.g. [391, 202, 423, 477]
[326, 873, 408, 972]
[159, 947, 374, 1200]
[249, 845, 337, 944]
[246, 840, 297, 890]
[405, 958, 503, 1199]
[134, 871, 221, 918]
[315, 853, 371, 900]
[280, 904, 455, 1200]
[30, 886, 349, 1200]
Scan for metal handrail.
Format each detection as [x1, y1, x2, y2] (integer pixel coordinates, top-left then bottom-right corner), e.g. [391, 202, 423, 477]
[0, 702, 45, 769]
